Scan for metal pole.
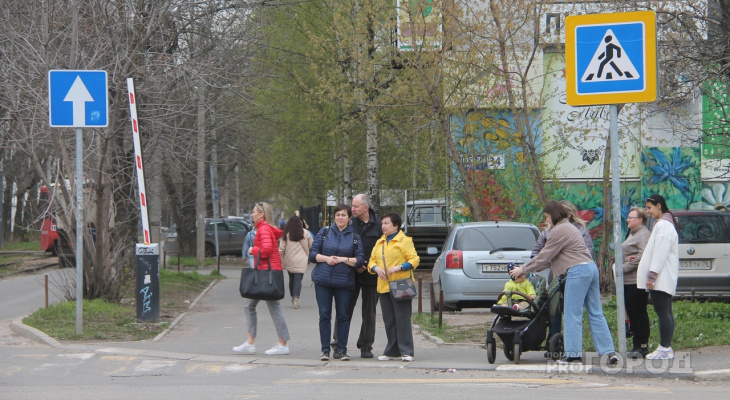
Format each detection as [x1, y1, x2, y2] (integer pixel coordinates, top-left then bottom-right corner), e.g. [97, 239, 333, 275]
[210, 164, 220, 270]
[610, 104, 627, 356]
[75, 128, 84, 335]
[417, 277, 423, 314]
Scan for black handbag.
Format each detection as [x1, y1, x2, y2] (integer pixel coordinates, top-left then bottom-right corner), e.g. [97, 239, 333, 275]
[239, 253, 285, 300]
[382, 244, 417, 301]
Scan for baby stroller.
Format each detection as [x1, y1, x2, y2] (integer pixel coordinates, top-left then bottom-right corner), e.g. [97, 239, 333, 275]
[486, 270, 565, 364]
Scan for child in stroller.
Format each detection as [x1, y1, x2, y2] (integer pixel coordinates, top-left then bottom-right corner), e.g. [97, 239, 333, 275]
[496, 263, 537, 311]
[486, 264, 564, 364]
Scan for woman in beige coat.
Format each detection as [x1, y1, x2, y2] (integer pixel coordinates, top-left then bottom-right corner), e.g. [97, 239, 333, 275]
[279, 215, 313, 309]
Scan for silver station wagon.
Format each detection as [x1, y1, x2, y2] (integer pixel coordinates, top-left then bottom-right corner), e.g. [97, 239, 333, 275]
[431, 221, 540, 311]
[673, 210, 730, 300]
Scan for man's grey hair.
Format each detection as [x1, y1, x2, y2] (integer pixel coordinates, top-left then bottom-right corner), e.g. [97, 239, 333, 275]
[355, 193, 372, 209]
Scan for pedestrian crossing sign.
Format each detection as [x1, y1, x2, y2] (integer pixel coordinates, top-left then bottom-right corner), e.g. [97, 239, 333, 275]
[565, 11, 657, 106]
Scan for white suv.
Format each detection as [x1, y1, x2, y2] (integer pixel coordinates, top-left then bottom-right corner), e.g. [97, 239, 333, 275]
[673, 210, 730, 300]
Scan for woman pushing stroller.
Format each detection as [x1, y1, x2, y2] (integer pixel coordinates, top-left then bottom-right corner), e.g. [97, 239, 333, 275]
[509, 200, 618, 366]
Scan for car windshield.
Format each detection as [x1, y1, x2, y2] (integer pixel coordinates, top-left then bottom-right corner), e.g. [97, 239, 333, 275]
[453, 226, 537, 251]
[677, 214, 730, 244]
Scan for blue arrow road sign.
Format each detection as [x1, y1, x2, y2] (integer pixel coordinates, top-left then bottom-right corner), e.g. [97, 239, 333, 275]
[48, 70, 108, 127]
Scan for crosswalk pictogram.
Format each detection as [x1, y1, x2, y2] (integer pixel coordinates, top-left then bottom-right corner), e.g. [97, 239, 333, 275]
[581, 29, 639, 83]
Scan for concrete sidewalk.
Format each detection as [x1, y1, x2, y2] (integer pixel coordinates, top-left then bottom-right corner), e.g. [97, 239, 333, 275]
[12, 266, 730, 380]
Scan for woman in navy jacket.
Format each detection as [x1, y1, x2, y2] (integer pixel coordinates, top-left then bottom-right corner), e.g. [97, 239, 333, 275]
[309, 204, 364, 361]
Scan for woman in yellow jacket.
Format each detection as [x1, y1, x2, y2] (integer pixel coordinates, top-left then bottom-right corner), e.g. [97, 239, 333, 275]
[368, 212, 420, 362]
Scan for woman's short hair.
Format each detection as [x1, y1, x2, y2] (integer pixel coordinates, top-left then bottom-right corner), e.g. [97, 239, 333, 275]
[381, 212, 402, 229]
[629, 206, 648, 225]
[334, 204, 352, 218]
[560, 199, 586, 228]
[543, 200, 568, 225]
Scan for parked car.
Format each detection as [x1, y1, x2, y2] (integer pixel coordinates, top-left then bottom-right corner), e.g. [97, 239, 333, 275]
[431, 221, 540, 310]
[205, 218, 252, 257]
[673, 210, 730, 300]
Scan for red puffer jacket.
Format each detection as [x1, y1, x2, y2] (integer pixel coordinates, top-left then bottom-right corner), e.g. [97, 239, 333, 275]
[250, 219, 284, 270]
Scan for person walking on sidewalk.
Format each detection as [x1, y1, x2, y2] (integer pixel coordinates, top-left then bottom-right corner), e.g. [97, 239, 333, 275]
[637, 194, 680, 360]
[331, 194, 382, 358]
[233, 202, 291, 356]
[309, 204, 364, 361]
[368, 212, 420, 362]
[279, 214, 313, 309]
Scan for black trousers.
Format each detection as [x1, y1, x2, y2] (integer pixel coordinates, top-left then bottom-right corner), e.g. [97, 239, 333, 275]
[624, 284, 650, 349]
[380, 293, 414, 357]
[332, 280, 379, 350]
[650, 289, 675, 348]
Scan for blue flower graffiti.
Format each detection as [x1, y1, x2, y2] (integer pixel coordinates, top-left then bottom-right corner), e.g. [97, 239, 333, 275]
[641, 147, 700, 208]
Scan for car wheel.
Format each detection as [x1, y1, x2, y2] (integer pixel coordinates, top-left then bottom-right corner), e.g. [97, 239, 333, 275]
[548, 333, 564, 361]
[205, 244, 215, 257]
[487, 339, 496, 364]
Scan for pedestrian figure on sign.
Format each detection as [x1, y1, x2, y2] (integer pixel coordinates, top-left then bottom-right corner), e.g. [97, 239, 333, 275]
[597, 35, 624, 79]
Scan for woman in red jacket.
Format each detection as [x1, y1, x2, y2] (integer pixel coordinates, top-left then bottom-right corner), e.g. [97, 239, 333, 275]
[233, 202, 291, 356]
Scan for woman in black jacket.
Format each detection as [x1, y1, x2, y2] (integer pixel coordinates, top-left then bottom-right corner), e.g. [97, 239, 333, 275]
[309, 204, 364, 362]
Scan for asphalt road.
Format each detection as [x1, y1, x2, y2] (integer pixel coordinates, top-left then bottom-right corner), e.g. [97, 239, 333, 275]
[2, 343, 729, 400]
[0, 267, 68, 321]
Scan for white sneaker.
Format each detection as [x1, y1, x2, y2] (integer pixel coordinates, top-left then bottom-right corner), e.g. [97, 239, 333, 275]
[232, 342, 256, 354]
[264, 343, 290, 355]
[378, 355, 398, 361]
[401, 355, 414, 362]
[646, 346, 674, 360]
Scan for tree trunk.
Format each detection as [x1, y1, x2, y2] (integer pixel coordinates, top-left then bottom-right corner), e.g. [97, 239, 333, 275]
[597, 138, 613, 293]
[365, 106, 380, 209]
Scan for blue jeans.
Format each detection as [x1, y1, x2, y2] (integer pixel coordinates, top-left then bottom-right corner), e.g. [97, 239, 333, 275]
[314, 284, 352, 353]
[563, 262, 615, 358]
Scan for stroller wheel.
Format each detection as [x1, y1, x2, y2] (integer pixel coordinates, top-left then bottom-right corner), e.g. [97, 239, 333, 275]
[514, 342, 521, 364]
[486, 340, 496, 364]
[503, 344, 514, 361]
[548, 333, 564, 361]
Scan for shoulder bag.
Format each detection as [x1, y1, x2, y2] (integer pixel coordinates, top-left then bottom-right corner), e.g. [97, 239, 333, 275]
[382, 243, 417, 301]
[239, 253, 285, 300]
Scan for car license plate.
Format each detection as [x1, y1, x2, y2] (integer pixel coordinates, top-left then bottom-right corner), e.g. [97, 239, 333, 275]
[680, 260, 711, 270]
[481, 264, 508, 272]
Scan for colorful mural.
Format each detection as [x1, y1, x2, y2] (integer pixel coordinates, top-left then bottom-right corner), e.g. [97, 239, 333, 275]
[689, 182, 730, 211]
[446, 52, 725, 256]
[701, 79, 730, 177]
[641, 147, 701, 210]
[450, 110, 545, 223]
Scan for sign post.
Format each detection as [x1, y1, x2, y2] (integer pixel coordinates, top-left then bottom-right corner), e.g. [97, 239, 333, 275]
[566, 11, 657, 358]
[48, 70, 108, 334]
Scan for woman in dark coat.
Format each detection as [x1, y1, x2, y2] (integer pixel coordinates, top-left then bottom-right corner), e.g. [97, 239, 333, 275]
[309, 204, 364, 361]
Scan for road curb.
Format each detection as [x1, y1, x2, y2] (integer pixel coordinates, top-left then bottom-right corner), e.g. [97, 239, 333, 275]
[11, 318, 64, 348]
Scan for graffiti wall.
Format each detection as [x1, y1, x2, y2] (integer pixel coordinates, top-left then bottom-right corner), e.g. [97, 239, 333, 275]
[448, 51, 724, 245]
